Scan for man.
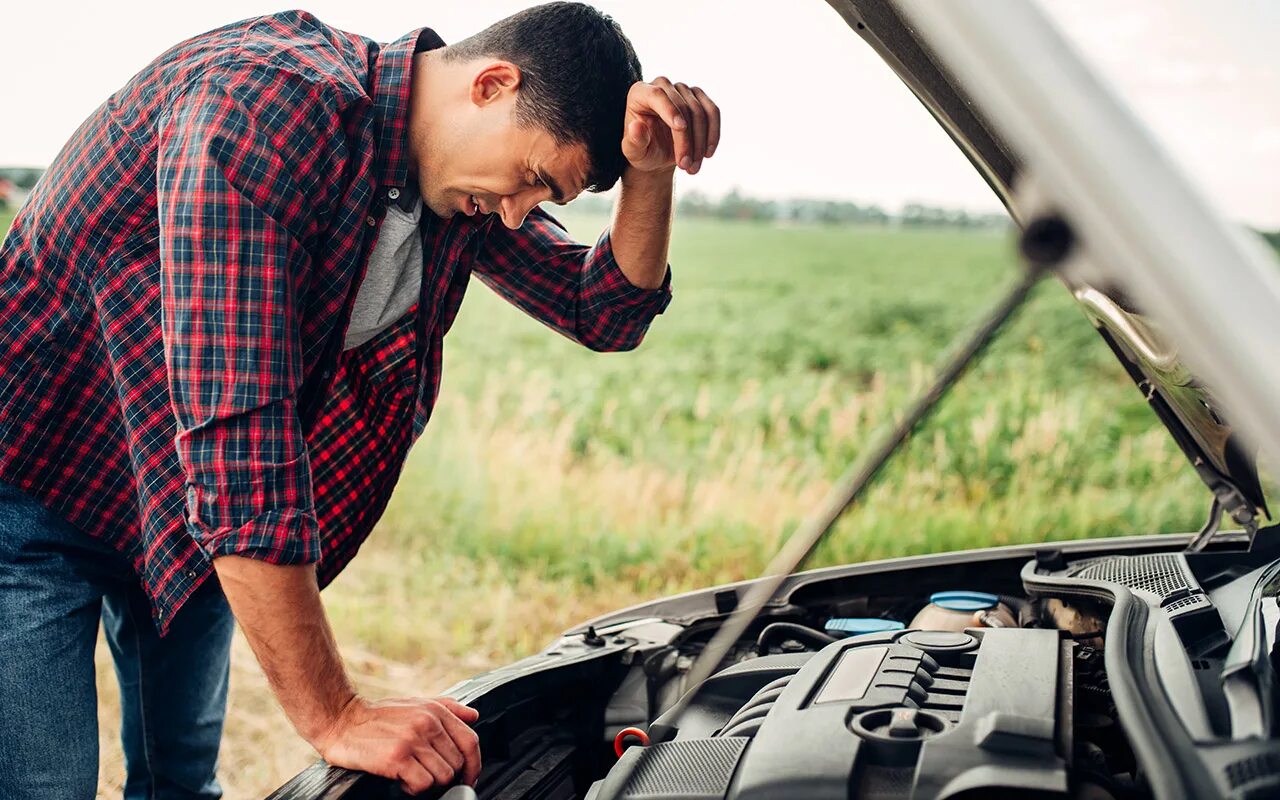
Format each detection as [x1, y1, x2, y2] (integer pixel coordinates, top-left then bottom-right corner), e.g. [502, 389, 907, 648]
[0, 3, 719, 797]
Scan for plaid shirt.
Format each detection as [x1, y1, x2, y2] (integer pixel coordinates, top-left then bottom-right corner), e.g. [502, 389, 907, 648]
[0, 11, 671, 633]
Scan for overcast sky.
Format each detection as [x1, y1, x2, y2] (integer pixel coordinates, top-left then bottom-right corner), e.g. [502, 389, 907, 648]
[2, 1, 1276, 226]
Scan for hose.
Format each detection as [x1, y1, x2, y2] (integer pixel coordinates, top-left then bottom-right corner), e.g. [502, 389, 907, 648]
[755, 622, 837, 655]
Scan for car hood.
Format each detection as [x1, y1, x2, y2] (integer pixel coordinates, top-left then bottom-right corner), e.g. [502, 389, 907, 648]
[828, 0, 1270, 529]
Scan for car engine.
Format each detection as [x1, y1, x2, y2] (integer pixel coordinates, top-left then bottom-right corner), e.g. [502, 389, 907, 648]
[589, 626, 1073, 800]
[273, 542, 1280, 800]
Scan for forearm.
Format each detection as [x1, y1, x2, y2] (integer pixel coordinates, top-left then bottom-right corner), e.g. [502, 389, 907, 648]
[212, 555, 354, 743]
[610, 165, 675, 290]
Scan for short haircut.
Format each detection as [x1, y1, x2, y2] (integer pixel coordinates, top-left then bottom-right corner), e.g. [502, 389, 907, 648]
[445, 2, 643, 192]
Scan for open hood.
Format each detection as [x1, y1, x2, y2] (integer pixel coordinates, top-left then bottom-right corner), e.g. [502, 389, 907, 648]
[827, 0, 1272, 533]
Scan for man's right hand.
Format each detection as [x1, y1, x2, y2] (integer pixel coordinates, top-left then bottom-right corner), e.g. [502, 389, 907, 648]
[313, 695, 482, 794]
[211, 556, 483, 796]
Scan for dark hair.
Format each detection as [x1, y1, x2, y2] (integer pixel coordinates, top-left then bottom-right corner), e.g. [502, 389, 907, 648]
[445, 2, 643, 192]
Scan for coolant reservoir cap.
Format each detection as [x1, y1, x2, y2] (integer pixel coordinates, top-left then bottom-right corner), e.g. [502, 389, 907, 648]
[929, 590, 999, 612]
[824, 617, 906, 638]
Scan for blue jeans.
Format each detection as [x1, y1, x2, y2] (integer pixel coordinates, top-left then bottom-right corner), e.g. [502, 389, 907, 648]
[0, 479, 234, 799]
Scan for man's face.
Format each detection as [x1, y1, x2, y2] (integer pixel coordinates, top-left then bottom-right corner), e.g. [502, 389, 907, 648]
[412, 60, 592, 230]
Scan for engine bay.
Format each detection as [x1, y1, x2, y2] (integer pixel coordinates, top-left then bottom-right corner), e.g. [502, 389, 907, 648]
[270, 535, 1280, 800]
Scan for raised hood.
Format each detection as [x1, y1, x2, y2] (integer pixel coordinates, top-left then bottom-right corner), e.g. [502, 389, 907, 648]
[827, 0, 1272, 532]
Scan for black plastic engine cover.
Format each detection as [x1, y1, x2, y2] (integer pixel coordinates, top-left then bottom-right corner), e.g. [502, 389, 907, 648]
[592, 628, 1072, 800]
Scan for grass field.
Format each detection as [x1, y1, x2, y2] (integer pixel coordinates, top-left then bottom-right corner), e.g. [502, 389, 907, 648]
[0, 205, 1246, 794]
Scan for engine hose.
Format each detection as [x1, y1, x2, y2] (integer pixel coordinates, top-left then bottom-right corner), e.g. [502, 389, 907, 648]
[755, 622, 837, 654]
[1000, 594, 1038, 627]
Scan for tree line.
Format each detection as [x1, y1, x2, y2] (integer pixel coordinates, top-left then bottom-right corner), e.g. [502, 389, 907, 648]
[567, 188, 1011, 229]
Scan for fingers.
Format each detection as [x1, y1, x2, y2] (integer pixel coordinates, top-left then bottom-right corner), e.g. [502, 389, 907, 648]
[648, 78, 692, 171]
[414, 747, 459, 788]
[648, 78, 719, 174]
[436, 701, 483, 785]
[396, 755, 436, 797]
[409, 699, 481, 788]
[396, 748, 456, 796]
[437, 697, 480, 724]
[637, 80, 686, 134]
[413, 704, 465, 776]
[673, 82, 706, 173]
[692, 86, 721, 159]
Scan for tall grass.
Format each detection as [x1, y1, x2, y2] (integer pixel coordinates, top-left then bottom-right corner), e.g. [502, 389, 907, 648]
[0, 209, 1242, 795]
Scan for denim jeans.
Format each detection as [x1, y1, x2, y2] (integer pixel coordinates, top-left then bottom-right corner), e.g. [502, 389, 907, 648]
[0, 479, 234, 799]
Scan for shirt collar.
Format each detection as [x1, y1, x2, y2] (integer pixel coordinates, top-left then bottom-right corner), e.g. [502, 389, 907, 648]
[371, 27, 446, 190]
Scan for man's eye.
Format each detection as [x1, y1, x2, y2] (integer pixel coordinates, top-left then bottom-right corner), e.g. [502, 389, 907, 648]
[532, 174, 546, 189]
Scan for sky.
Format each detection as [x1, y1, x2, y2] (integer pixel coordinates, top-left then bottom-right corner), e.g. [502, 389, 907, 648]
[2, 0, 1277, 226]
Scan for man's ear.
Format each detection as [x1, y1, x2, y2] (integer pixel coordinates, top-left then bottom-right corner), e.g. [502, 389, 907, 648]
[469, 61, 522, 107]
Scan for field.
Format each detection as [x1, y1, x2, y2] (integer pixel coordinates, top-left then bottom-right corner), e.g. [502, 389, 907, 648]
[0, 206, 1229, 794]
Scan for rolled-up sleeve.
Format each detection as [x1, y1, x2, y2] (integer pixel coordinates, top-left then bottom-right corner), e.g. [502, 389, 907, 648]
[474, 207, 673, 351]
[155, 63, 337, 564]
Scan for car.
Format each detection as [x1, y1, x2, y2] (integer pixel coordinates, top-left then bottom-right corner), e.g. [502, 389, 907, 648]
[270, 1, 1280, 798]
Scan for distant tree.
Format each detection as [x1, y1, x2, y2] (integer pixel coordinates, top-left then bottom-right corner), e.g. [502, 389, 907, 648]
[0, 167, 44, 189]
[676, 189, 714, 218]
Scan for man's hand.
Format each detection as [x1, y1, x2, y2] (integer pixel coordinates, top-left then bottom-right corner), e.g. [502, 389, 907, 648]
[315, 695, 482, 795]
[610, 77, 721, 289]
[211, 556, 482, 795]
[622, 78, 721, 175]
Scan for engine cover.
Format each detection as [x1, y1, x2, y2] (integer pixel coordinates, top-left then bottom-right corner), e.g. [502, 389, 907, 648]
[590, 627, 1072, 800]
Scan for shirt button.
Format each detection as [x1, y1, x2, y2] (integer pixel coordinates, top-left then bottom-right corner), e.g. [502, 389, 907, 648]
[186, 570, 198, 579]
[387, 187, 401, 201]
[366, 215, 377, 226]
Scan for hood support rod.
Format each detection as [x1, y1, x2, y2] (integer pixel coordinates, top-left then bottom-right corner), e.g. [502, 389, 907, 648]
[1184, 497, 1224, 553]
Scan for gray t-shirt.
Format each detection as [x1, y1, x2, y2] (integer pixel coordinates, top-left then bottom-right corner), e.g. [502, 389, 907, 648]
[343, 194, 424, 350]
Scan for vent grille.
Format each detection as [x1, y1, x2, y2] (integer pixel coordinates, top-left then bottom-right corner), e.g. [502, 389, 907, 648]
[1066, 553, 1211, 617]
[1225, 751, 1280, 789]
[1069, 554, 1187, 595]
[1164, 594, 1207, 614]
[620, 737, 749, 798]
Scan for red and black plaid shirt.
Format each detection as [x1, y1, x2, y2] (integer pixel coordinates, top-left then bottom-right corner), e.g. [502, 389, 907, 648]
[0, 11, 671, 633]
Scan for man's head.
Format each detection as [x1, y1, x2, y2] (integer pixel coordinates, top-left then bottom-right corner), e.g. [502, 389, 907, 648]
[408, 2, 643, 228]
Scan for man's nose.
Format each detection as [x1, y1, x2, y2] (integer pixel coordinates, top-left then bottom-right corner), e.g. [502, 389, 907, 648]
[498, 192, 541, 230]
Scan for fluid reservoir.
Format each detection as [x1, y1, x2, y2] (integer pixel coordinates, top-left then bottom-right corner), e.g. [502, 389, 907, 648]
[910, 591, 1015, 631]
[823, 617, 905, 638]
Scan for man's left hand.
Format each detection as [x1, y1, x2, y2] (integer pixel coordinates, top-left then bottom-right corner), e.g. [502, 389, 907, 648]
[622, 78, 721, 175]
